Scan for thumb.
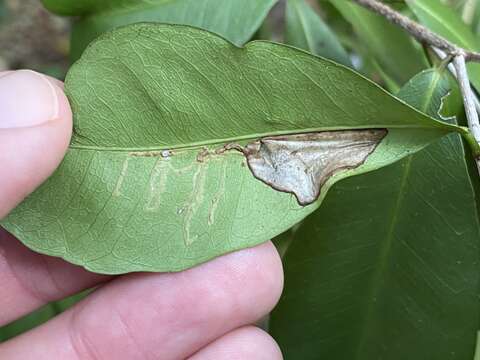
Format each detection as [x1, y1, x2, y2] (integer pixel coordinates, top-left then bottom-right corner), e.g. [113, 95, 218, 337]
[0, 70, 72, 219]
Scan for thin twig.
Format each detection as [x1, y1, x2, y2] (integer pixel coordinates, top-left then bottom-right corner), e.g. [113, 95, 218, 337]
[453, 55, 480, 164]
[351, 0, 480, 62]
[432, 47, 480, 115]
[351, 0, 480, 164]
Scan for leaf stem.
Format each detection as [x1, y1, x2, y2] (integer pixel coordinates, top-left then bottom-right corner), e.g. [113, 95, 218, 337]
[351, 0, 480, 62]
[352, 0, 480, 172]
[453, 55, 480, 148]
[452, 55, 480, 172]
[432, 47, 480, 115]
[463, 131, 480, 158]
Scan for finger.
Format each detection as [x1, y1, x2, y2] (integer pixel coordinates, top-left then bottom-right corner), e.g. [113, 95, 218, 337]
[0, 70, 108, 324]
[0, 70, 72, 218]
[0, 71, 63, 88]
[188, 326, 283, 360]
[0, 242, 284, 360]
[0, 229, 110, 326]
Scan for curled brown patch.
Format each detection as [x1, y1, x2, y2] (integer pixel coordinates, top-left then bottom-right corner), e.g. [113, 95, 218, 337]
[243, 129, 387, 206]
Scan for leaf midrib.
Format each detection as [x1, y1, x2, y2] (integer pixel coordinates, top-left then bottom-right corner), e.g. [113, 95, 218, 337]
[68, 124, 446, 153]
[354, 155, 412, 358]
[353, 71, 442, 358]
[420, 70, 441, 113]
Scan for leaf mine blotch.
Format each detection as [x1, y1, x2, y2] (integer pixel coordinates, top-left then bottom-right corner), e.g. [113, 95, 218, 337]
[244, 129, 387, 206]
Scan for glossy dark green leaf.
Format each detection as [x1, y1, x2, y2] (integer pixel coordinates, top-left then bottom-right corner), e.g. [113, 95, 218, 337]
[330, 0, 427, 86]
[1, 24, 458, 274]
[405, 0, 480, 92]
[285, 0, 351, 67]
[42, 0, 277, 60]
[270, 68, 480, 359]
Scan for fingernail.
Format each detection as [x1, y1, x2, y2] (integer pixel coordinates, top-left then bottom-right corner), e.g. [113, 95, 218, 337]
[0, 70, 60, 129]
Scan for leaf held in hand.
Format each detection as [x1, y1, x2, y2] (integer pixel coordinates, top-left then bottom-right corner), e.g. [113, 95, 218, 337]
[0, 24, 458, 274]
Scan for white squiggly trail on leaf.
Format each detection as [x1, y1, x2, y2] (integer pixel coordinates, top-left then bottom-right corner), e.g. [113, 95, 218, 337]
[183, 163, 208, 246]
[113, 157, 130, 197]
[208, 161, 227, 226]
[145, 159, 169, 211]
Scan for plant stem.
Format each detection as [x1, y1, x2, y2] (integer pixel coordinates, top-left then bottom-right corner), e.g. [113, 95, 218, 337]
[432, 47, 480, 115]
[429, 48, 480, 158]
[352, 0, 480, 170]
[351, 0, 480, 62]
[453, 55, 480, 171]
[463, 131, 480, 159]
[453, 55, 480, 143]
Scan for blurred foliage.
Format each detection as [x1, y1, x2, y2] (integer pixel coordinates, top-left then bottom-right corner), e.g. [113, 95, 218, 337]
[0, 0, 69, 77]
[0, 0, 7, 22]
[285, 0, 352, 67]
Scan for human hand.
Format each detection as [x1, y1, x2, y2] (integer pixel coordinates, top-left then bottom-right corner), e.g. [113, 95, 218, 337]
[0, 70, 284, 359]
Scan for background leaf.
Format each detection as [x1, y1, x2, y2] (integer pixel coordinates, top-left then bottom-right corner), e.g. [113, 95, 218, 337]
[43, 0, 278, 60]
[269, 68, 480, 359]
[0, 24, 455, 274]
[329, 0, 427, 87]
[0, 0, 6, 23]
[405, 0, 480, 92]
[0, 291, 87, 342]
[285, 0, 352, 67]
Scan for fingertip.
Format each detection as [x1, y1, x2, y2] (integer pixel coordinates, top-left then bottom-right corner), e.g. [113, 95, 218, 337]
[217, 241, 284, 316]
[190, 326, 283, 360]
[0, 70, 72, 218]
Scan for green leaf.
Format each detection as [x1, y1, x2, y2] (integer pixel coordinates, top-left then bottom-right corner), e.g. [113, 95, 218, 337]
[1, 24, 458, 274]
[285, 0, 352, 67]
[405, 0, 480, 92]
[0, 306, 56, 342]
[473, 2, 480, 36]
[42, 0, 278, 60]
[330, 0, 427, 86]
[270, 69, 480, 359]
[0, 291, 87, 342]
[42, 0, 101, 15]
[0, 0, 6, 23]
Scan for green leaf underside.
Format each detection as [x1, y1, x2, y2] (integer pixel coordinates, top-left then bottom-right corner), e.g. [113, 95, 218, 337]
[270, 69, 480, 359]
[285, 0, 352, 67]
[329, 0, 427, 87]
[42, 0, 277, 60]
[1, 24, 457, 274]
[405, 0, 480, 92]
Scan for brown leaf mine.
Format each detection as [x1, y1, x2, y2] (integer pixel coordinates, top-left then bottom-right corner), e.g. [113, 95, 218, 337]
[244, 129, 387, 206]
